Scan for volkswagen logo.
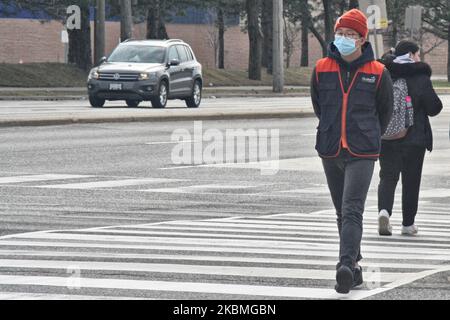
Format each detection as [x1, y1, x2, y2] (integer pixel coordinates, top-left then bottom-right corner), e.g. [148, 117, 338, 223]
[113, 73, 120, 80]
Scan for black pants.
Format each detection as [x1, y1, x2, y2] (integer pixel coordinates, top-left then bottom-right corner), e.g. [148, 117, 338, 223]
[322, 150, 375, 269]
[378, 142, 426, 227]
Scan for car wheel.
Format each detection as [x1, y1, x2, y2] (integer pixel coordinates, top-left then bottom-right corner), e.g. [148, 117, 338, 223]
[151, 81, 168, 109]
[89, 96, 105, 108]
[126, 100, 140, 108]
[185, 80, 202, 108]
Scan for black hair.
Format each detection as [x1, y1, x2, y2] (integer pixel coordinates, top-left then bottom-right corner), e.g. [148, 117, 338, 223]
[379, 48, 396, 66]
[395, 40, 420, 56]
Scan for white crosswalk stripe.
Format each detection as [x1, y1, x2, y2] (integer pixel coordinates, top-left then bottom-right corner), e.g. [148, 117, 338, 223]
[0, 203, 449, 300]
[37, 178, 183, 189]
[0, 174, 93, 184]
[0, 174, 267, 194]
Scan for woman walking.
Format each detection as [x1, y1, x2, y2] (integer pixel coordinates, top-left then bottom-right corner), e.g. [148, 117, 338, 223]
[378, 40, 443, 236]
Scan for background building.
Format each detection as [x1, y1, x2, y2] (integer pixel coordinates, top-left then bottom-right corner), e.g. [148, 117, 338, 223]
[0, 5, 447, 74]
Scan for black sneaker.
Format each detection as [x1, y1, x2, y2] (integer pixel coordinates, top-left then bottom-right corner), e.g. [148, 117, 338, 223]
[353, 266, 363, 288]
[335, 265, 354, 294]
[336, 263, 363, 288]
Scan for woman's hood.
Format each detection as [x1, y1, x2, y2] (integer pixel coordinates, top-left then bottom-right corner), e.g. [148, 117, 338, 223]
[384, 60, 432, 78]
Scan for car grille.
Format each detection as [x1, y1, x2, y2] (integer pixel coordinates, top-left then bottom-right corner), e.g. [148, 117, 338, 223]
[98, 72, 139, 81]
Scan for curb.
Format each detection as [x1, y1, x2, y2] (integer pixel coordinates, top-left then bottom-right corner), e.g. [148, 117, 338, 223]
[0, 96, 87, 101]
[0, 92, 312, 101]
[0, 109, 316, 128]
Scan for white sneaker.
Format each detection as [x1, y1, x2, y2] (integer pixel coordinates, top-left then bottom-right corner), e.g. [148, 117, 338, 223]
[402, 225, 419, 236]
[378, 210, 392, 236]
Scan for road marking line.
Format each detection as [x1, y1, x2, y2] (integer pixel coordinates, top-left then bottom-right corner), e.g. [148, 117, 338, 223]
[77, 228, 450, 248]
[144, 183, 265, 193]
[145, 140, 199, 145]
[0, 174, 92, 184]
[0, 292, 147, 300]
[115, 223, 450, 238]
[0, 250, 438, 270]
[1, 240, 450, 260]
[8, 233, 450, 256]
[36, 178, 181, 189]
[0, 259, 413, 282]
[1, 203, 448, 300]
[165, 220, 450, 234]
[354, 266, 450, 300]
[0, 275, 376, 299]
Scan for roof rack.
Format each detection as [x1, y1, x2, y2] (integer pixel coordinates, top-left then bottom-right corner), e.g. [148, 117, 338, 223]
[166, 39, 184, 43]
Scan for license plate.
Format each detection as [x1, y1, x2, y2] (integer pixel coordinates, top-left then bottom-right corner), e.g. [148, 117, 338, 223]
[109, 83, 123, 91]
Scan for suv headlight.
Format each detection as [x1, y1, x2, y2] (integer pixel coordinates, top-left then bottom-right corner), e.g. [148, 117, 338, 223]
[139, 72, 157, 81]
[88, 69, 99, 80]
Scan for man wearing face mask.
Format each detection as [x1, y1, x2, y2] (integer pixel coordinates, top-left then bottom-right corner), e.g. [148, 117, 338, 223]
[310, 9, 393, 294]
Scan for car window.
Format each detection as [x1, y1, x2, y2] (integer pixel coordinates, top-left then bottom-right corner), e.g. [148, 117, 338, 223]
[176, 45, 189, 63]
[168, 46, 180, 61]
[108, 45, 166, 64]
[184, 46, 194, 61]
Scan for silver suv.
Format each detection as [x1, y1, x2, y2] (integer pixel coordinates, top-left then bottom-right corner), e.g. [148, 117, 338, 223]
[87, 39, 203, 109]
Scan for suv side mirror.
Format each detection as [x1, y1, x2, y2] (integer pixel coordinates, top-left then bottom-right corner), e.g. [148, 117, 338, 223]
[99, 56, 107, 65]
[169, 59, 180, 67]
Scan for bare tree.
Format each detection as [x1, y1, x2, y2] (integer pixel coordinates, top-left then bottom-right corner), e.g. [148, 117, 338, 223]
[349, 0, 359, 9]
[246, 0, 263, 80]
[68, 0, 92, 71]
[205, 10, 220, 68]
[299, 0, 310, 66]
[322, 0, 334, 46]
[146, 0, 169, 39]
[217, 7, 226, 69]
[261, 0, 273, 73]
[283, 17, 301, 68]
[7, 0, 93, 71]
[120, 0, 133, 41]
[94, 0, 106, 64]
[415, 30, 447, 62]
[422, 0, 450, 81]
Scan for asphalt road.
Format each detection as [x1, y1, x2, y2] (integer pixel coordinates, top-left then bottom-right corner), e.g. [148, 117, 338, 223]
[0, 105, 449, 300]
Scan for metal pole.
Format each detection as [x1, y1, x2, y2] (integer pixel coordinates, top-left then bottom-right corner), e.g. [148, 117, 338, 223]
[273, 0, 284, 93]
[373, 28, 379, 60]
[368, 0, 380, 60]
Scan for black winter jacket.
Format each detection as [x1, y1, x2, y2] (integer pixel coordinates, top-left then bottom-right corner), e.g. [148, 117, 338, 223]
[382, 60, 443, 151]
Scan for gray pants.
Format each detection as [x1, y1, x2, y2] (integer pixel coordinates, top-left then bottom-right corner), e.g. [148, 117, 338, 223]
[322, 150, 375, 268]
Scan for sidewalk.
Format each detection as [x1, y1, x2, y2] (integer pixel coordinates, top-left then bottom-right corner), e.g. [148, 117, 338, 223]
[0, 86, 312, 101]
[0, 84, 449, 101]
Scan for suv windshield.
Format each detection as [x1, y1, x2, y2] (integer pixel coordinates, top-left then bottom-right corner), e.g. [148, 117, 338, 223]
[108, 45, 166, 64]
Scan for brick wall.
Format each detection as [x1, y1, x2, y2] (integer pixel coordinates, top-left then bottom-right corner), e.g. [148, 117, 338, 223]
[0, 19, 66, 63]
[0, 18, 447, 75]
